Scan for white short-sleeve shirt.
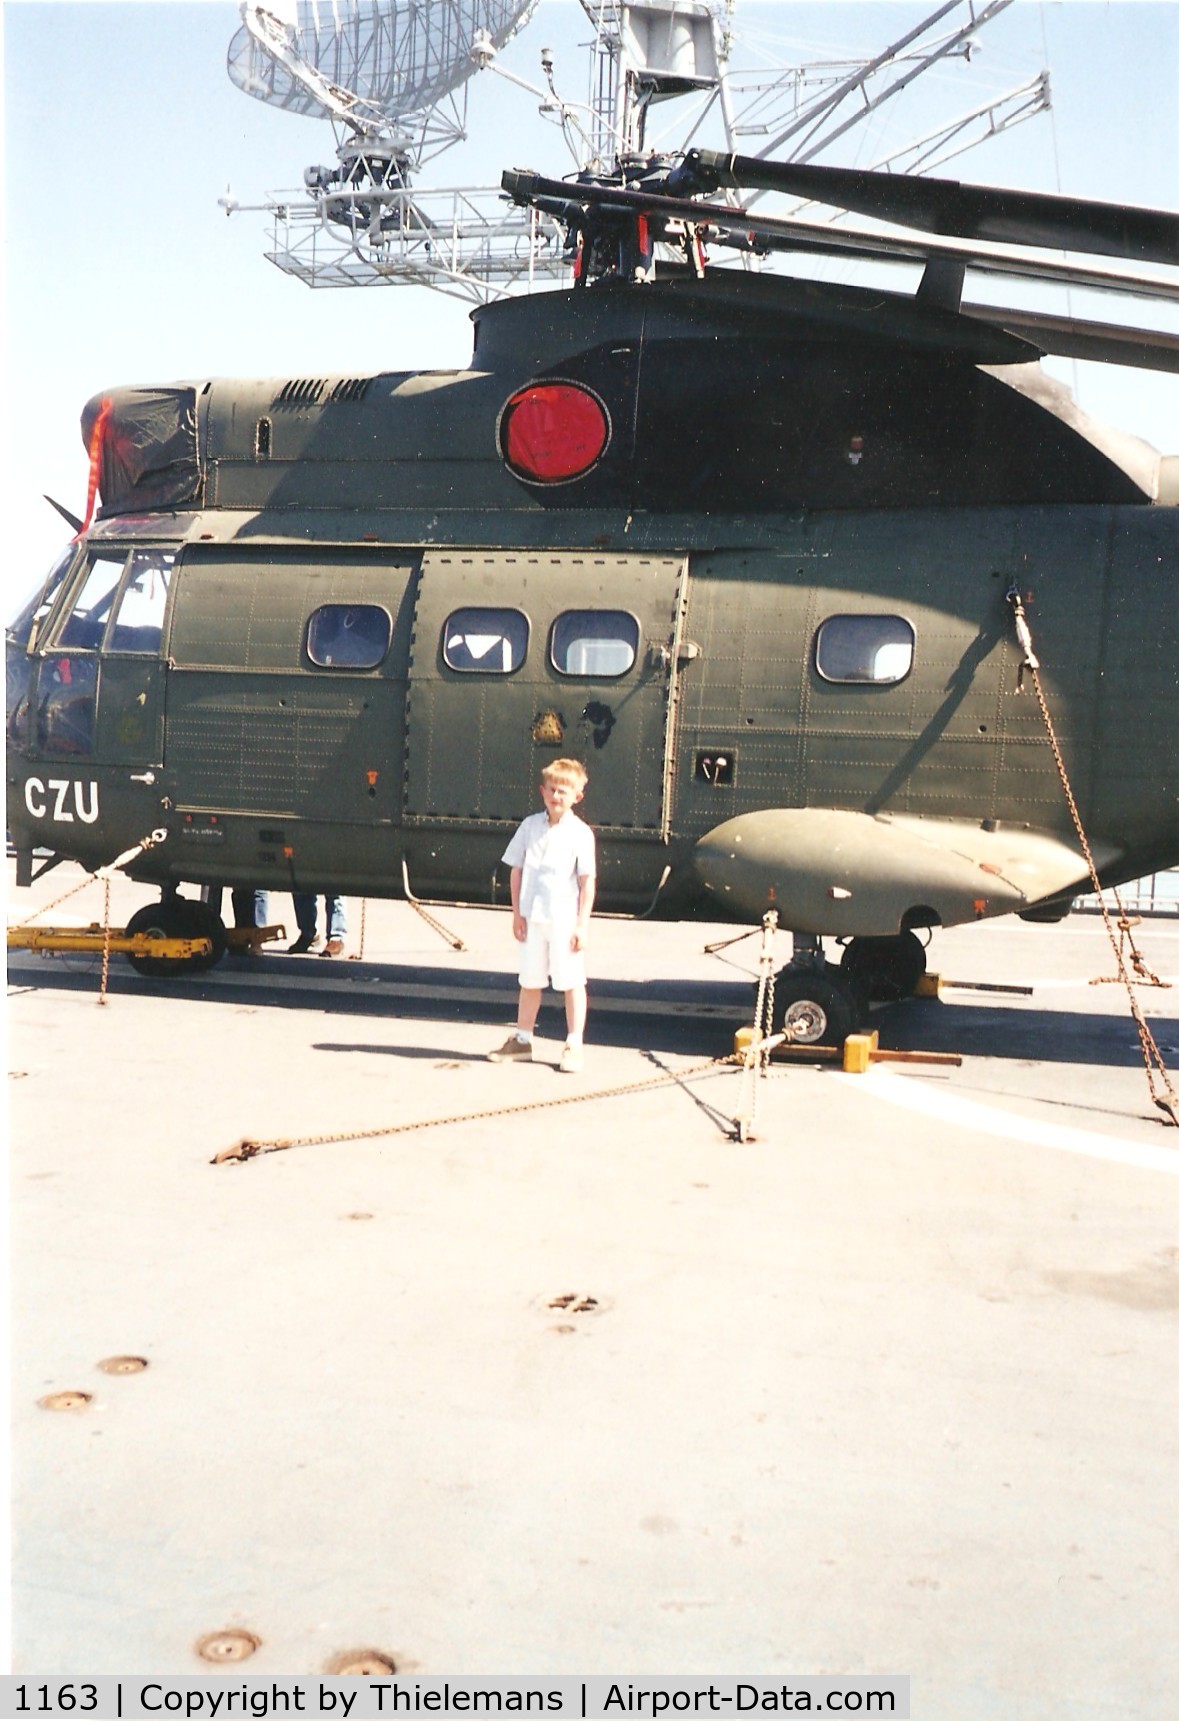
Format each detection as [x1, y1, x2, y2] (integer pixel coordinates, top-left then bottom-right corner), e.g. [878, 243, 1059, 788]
[502, 810, 596, 927]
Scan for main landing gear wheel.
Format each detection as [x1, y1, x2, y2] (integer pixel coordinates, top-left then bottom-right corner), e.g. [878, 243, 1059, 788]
[773, 970, 863, 1047]
[838, 931, 927, 1003]
[124, 897, 226, 978]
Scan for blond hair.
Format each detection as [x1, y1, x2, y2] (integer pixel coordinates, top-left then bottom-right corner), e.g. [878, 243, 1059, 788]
[542, 757, 588, 788]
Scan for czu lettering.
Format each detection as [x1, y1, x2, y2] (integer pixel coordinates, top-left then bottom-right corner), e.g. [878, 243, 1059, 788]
[24, 777, 99, 824]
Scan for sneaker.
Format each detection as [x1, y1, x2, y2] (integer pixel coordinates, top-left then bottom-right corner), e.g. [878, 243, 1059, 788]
[559, 1041, 584, 1074]
[288, 931, 319, 954]
[320, 937, 344, 957]
[489, 1034, 533, 1063]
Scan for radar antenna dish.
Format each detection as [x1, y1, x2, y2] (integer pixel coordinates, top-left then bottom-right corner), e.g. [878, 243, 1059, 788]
[228, 0, 538, 132]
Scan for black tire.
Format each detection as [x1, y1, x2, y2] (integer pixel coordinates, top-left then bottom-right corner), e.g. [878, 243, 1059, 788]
[124, 897, 223, 979]
[773, 970, 863, 1047]
[170, 897, 227, 972]
[839, 931, 927, 1003]
[124, 901, 186, 979]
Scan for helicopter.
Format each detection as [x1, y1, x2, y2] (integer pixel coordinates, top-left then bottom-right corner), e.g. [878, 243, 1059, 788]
[6, 147, 1179, 1045]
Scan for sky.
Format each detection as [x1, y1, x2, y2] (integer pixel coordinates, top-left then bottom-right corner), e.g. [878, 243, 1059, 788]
[3, 0, 1178, 618]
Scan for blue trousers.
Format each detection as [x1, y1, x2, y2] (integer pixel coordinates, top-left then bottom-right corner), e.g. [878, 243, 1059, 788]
[202, 886, 268, 927]
[292, 893, 347, 940]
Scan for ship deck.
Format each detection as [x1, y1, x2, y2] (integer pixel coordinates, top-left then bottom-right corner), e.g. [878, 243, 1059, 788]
[7, 864, 1179, 1716]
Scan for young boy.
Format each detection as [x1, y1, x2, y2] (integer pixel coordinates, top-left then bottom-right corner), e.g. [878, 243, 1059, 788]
[489, 758, 596, 1073]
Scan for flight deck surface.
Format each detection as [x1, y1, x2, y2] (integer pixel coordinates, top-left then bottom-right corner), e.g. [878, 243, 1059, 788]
[7, 865, 1179, 1717]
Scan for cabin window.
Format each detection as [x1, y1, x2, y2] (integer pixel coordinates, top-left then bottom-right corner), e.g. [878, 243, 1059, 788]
[442, 607, 529, 674]
[36, 655, 98, 756]
[107, 550, 175, 653]
[53, 551, 128, 650]
[815, 614, 914, 685]
[306, 603, 392, 669]
[551, 609, 639, 677]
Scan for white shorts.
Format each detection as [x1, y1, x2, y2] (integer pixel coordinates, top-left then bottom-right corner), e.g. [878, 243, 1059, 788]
[519, 920, 586, 992]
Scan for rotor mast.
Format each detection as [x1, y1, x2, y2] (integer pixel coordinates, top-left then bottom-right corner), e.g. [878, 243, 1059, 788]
[580, 0, 727, 168]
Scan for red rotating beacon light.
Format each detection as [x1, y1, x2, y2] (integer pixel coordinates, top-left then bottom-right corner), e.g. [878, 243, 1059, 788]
[499, 382, 610, 483]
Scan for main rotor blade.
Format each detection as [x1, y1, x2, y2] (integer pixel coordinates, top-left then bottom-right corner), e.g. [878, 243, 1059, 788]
[502, 170, 1179, 305]
[44, 494, 84, 533]
[962, 306, 1179, 374]
[685, 151, 1179, 268]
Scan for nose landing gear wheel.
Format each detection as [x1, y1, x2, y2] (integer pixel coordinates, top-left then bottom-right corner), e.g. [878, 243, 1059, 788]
[123, 897, 226, 978]
[773, 971, 863, 1047]
[170, 898, 228, 972]
[124, 902, 185, 978]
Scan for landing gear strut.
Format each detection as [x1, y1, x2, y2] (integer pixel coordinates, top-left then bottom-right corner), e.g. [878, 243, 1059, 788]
[772, 932, 865, 1046]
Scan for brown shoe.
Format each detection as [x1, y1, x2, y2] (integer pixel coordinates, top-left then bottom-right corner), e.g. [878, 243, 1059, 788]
[489, 1034, 533, 1062]
[320, 937, 344, 957]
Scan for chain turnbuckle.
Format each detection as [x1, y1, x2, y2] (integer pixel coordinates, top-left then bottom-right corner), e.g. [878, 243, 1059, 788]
[734, 909, 779, 1141]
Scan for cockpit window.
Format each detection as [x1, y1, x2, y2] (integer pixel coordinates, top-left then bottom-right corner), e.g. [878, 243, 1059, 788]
[442, 607, 529, 673]
[107, 549, 175, 653]
[53, 551, 128, 649]
[815, 614, 914, 685]
[6, 545, 78, 648]
[306, 603, 392, 669]
[6, 654, 34, 746]
[551, 609, 640, 677]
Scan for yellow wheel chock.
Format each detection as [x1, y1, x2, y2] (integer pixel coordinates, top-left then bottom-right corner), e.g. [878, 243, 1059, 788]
[733, 1022, 960, 1072]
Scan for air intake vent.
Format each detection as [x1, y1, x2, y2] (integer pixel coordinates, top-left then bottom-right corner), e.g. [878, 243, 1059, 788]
[274, 377, 372, 406]
[276, 378, 326, 405]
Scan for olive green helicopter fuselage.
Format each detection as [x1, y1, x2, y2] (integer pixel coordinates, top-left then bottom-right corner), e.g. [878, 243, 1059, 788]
[7, 262, 1178, 1014]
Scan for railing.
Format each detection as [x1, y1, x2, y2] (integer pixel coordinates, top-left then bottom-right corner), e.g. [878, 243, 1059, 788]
[1075, 870, 1179, 916]
[262, 183, 569, 300]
